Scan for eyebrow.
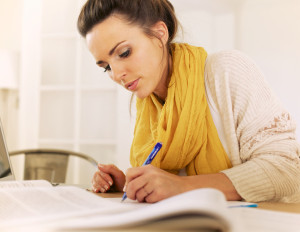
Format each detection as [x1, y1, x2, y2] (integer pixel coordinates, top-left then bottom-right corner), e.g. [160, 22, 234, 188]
[96, 40, 126, 65]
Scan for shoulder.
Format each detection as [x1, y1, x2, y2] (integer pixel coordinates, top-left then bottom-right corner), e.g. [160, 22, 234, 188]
[205, 49, 264, 81]
[204, 49, 270, 98]
[204, 49, 282, 125]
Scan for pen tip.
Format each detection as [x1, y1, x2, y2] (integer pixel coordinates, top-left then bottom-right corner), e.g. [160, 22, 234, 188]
[121, 194, 127, 202]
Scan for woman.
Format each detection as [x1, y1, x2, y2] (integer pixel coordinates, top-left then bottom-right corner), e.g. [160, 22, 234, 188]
[77, 0, 300, 203]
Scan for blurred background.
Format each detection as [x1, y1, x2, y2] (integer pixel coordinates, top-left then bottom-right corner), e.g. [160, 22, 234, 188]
[0, 0, 299, 183]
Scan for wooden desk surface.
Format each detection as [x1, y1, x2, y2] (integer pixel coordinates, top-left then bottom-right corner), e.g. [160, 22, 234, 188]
[258, 201, 300, 213]
[96, 192, 300, 214]
[96, 192, 123, 198]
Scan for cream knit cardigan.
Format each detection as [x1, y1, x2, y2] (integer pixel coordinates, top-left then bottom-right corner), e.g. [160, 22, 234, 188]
[204, 50, 300, 203]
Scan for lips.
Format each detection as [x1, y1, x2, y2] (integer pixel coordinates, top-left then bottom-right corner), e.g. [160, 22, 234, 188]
[125, 78, 140, 91]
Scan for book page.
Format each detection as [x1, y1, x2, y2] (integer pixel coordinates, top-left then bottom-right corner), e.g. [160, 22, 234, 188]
[109, 198, 258, 208]
[0, 180, 52, 188]
[1, 187, 235, 232]
[48, 188, 234, 231]
[0, 186, 140, 229]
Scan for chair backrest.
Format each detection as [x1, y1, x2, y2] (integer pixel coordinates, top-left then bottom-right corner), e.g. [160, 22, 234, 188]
[9, 148, 98, 184]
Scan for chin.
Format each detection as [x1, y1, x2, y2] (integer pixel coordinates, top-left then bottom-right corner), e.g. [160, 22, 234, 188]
[135, 91, 151, 99]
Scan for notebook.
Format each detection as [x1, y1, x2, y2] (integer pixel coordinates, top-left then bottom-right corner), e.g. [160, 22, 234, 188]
[0, 119, 15, 181]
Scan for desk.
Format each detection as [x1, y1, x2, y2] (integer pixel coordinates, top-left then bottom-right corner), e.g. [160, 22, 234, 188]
[96, 192, 123, 198]
[258, 202, 300, 213]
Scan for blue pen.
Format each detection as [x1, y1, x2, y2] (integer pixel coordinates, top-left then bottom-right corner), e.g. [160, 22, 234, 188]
[121, 142, 162, 202]
[228, 203, 258, 208]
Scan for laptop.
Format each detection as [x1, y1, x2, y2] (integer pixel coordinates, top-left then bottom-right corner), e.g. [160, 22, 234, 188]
[0, 119, 15, 181]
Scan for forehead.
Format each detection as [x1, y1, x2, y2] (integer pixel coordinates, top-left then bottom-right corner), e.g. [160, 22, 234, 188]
[86, 15, 143, 58]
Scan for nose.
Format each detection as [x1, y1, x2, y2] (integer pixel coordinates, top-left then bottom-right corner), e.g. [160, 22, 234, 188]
[110, 63, 126, 85]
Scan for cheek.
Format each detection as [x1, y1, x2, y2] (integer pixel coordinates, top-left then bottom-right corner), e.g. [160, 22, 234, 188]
[134, 50, 161, 76]
[133, 52, 147, 69]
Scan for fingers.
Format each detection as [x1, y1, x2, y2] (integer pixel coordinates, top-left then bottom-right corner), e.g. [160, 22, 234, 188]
[135, 185, 154, 203]
[98, 164, 114, 187]
[125, 165, 154, 202]
[98, 164, 123, 181]
[124, 165, 181, 203]
[92, 171, 111, 193]
[125, 165, 150, 186]
[91, 164, 118, 193]
[125, 172, 147, 201]
[92, 164, 126, 193]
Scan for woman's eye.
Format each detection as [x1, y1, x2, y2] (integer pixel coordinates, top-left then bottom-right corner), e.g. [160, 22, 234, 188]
[119, 49, 130, 58]
[104, 65, 111, 72]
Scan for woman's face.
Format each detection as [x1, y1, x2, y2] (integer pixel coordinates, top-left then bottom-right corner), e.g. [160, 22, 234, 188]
[86, 14, 169, 99]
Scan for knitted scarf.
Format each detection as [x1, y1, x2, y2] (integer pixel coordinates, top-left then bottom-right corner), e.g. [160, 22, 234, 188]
[130, 43, 232, 175]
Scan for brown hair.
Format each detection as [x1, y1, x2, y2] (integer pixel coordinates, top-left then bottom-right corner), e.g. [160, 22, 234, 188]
[77, 0, 178, 111]
[77, 0, 178, 46]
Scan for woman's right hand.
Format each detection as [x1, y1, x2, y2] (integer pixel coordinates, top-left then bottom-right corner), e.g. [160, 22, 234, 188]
[92, 164, 126, 193]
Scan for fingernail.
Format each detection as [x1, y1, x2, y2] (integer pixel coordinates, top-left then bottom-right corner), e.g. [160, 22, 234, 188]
[104, 185, 109, 190]
[108, 181, 113, 186]
[100, 187, 105, 193]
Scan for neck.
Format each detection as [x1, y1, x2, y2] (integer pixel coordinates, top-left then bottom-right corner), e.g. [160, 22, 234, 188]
[153, 92, 165, 105]
[153, 53, 172, 102]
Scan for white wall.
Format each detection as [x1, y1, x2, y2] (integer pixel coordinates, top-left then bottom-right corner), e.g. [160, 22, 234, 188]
[0, 0, 22, 150]
[171, 0, 237, 52]
[236, 0, 300, 139]
[0, 0, 22, 51]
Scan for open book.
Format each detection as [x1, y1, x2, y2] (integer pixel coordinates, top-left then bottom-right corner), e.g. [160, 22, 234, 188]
[0, 180, 240, 231]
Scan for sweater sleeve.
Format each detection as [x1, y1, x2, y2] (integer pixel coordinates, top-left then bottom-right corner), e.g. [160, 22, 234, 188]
[204, 50, 300, 202]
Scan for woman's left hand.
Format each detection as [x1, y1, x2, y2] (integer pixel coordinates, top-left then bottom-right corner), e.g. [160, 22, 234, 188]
[124, 165, 186, 203]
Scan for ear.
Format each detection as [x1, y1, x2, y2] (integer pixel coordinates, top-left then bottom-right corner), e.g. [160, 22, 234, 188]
[151, 21, 169, 47]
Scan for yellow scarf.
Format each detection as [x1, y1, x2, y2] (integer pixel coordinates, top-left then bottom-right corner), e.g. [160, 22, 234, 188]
[130, 43, 232, 175]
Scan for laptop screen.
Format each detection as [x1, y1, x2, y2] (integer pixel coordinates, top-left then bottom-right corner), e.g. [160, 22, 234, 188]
[0, 120, 14, 181]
